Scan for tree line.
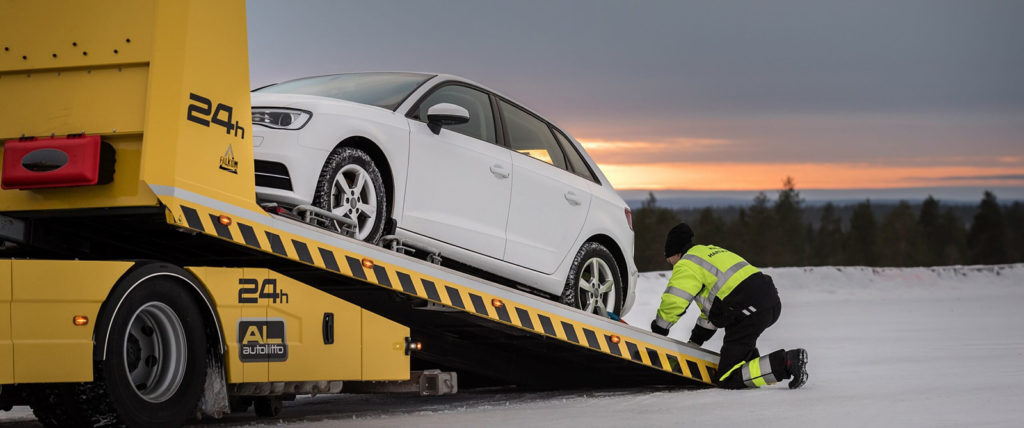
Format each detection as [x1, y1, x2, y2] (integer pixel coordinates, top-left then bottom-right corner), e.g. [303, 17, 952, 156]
[632, 177, 1024, 271]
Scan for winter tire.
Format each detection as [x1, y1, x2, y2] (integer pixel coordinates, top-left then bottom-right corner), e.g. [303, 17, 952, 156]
[313, 146, 388, 244]
[102, 276, 209, 427]
[561, 242, 624, 316]
[29, 276, 209, 427]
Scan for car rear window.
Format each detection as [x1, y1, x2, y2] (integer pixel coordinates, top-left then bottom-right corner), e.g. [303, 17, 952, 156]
[552, 128, 598, 183]
[255, 72, 433, 110]
[499, 100, 568, 170]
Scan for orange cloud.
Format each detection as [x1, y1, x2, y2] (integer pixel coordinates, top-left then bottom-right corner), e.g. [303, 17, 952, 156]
[576, 138, 730, 164]
[596, 162, 1024, 190]
[579, 138, 728, 152]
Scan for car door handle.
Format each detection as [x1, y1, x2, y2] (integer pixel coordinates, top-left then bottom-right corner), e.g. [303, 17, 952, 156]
[490, 164, 510, 179]
[564, 191, 582, 206]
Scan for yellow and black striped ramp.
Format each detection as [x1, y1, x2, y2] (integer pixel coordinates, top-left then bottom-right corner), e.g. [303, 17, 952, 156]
[153, 185, 720, 385]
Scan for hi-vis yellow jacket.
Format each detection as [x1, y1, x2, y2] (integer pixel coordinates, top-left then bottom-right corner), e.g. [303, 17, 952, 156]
[654, 244, 761, 331]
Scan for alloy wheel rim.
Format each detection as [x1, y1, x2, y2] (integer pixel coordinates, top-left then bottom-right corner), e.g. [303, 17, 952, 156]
[330, 164, 378, 240]
[123, 302, 187, 403]
[578, 258, 616, 316]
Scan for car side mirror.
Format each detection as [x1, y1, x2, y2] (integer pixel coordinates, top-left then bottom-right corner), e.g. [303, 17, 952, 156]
[426, 103, 470, 134]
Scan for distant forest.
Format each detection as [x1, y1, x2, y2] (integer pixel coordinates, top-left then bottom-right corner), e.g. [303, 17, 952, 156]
[632, 177, 1024, 271]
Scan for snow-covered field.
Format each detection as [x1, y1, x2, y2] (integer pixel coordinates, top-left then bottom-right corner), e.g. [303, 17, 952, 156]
[4, 264, 1024, 427]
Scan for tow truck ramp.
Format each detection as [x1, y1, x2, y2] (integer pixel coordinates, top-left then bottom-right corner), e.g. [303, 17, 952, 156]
[154, 185, 720, 387]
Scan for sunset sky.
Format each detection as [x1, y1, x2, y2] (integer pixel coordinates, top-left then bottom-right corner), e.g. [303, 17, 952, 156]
[246, 0, 1023, 195]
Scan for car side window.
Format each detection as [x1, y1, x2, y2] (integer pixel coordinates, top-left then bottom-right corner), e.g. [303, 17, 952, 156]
[499, 100, 567, 170]
[552, 128, 597, 182]
[414, 85, 497, 144]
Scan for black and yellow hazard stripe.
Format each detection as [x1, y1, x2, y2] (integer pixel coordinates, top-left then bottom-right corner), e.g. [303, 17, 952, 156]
[164, 197, 718, 384]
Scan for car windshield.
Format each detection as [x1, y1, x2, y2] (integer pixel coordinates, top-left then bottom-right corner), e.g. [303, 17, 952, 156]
[255, 72, 433, 110]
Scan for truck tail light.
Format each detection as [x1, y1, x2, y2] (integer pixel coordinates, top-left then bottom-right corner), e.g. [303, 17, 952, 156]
[625, 207, 633, 231]
[2, 135, 115, 190]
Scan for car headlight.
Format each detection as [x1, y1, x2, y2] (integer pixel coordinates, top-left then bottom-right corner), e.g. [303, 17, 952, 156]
[252, 107, 312, 130]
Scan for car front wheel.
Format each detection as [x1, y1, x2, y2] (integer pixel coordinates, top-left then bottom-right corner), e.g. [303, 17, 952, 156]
[313, 146, 388, 244]
[561, 242, 623, 316]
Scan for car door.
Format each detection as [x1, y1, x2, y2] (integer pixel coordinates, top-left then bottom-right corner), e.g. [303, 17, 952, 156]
[499, 100, 592, 274]
[402, 84, 512, 259]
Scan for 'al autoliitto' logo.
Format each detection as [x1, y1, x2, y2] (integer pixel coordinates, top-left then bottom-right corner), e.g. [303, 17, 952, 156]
[219, 145, 238, 174]
[238, 319, 288, 362]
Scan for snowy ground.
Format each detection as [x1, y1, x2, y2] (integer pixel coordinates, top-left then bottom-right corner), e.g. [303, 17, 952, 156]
[4, 264, 1024, 427]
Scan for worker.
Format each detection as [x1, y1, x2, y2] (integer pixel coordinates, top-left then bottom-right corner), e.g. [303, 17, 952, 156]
[650, 223, 808, 389]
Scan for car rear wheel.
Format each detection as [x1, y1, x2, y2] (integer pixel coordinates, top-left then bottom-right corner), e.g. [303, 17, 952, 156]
[313, 146, 388, 244]
[561, 242, 623, 316]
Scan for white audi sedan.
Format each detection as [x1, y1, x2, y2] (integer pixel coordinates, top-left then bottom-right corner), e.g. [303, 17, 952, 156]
[250, 72, 638, 316]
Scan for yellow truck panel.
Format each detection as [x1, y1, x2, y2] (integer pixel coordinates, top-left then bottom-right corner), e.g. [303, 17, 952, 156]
[4, 261, 410, 386]
[361, 309, 413, 381]
[9, 260, 132, 383]
[239, 268, 271, 383]
[267, 275, 367, 382]
[0, 0, 257, 213]
[188, 266, 410, 385]
[0, 260, 12, 385]
[139, 0, 258, 211]
[0, 1, 159, 210]
[0, 0, 155, 73]
[0, 66, 149, 138]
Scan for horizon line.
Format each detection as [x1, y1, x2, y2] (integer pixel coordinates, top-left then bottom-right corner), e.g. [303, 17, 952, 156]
[616, 185, 1024, 192]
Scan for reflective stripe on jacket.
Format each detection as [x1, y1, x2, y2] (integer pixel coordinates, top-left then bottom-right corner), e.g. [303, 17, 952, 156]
[654, 245, 760, 329]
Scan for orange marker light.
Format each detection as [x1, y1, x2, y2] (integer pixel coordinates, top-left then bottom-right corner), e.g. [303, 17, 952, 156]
[491, 298, 504, 308]
[404, 337, 424, 355]
[218, 215, 232, 226]
[73, 315, 89, 326]
[362, 258, 375, 269]
[610, 335, 621, 344]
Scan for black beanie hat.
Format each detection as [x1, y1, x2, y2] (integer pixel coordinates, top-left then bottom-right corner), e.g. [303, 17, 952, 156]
[664, 223, 695, 258]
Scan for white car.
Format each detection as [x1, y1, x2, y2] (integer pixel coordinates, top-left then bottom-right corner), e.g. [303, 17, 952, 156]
[250, 72, 638, 316]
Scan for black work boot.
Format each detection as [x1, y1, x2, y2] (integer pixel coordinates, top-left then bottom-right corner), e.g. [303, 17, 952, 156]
[786, 348, 808, 389]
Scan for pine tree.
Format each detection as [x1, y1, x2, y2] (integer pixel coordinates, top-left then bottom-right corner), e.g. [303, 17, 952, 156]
[939, 208, 967, 265]
[880, 201, 922, 266]
[631, 192, 682, 271]
[967, 191, 1008, 264]
[695, 207, 727, 246]
[813, 202, 844, 265]
[918, 195, 943, 266]
[847, 200, 879, 266]
[726, 207, 750, 255]
[773, 177, 806, 266]
[1005, 202, 1024, 263]
[744, 192, 777, 266]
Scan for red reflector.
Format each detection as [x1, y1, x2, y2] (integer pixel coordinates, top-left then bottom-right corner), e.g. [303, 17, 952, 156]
[2, 135, 114, 190]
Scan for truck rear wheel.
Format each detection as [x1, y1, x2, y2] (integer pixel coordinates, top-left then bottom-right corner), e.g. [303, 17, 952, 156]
[29, 276, 209, 427]
[103, 277, 209, 426]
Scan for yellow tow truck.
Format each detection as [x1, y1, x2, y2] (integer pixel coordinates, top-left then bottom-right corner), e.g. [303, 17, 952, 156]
[0, 1, 719, 426]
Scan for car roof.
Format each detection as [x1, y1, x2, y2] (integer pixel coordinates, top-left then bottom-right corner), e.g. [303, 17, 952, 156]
[265, 71, 613, 189]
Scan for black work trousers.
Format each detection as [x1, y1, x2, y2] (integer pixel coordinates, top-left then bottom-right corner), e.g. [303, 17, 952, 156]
[714, 284, 790, 389]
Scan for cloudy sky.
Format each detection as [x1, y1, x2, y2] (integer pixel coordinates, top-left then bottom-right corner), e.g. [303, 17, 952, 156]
[247, 0, 1023, 192]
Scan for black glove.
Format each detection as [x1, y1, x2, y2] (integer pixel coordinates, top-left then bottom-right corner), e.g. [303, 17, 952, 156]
[689, 324, 715, 346]
[651, 320, 670, 336]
